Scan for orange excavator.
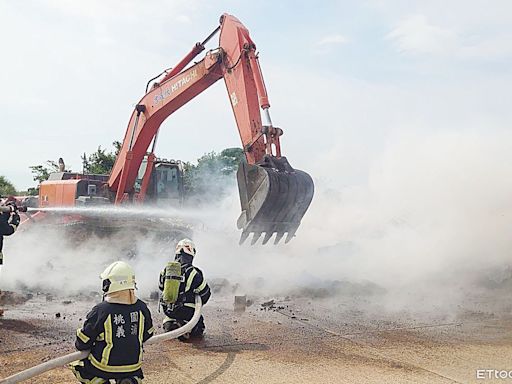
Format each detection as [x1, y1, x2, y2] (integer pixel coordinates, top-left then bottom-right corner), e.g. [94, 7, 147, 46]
[36, 14, 314, 245]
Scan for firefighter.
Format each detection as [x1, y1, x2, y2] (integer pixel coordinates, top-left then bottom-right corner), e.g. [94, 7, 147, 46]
[0, 196, 20, 266]
[71, 261, 154, 384]
[159, 238, 211, 341]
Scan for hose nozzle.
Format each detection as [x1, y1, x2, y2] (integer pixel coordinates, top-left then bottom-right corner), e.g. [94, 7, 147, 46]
[0, 205, 28, 213]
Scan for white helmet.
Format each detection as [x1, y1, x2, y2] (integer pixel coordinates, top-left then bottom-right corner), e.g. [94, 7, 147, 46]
[175, 238, 196, 257]
[100, 261, 136, 294]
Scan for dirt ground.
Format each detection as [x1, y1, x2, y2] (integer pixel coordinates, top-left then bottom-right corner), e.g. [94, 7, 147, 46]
[1, 292, 512, 383]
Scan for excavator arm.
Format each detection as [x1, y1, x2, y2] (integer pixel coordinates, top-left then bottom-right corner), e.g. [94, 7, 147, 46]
[108, 14, 314, 244]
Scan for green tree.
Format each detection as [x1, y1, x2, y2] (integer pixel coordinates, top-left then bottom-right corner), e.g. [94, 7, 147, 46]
[26, 187, 39, 196]
[82, 145, 117, 175]
[29, 160, 60, 183]
[219, 147, 245, 174]
[28, 144, 244, 203]
[183, 147, 245, 200]
[0, 176, 16, 196]
[29, 141, 118, 189]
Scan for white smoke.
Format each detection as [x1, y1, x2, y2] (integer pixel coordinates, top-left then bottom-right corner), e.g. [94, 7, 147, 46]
[196, 129, 512, 315]
[1, 129, 512, 317]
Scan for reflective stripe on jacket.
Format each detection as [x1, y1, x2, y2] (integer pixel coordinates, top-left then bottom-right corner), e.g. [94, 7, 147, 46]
[75, 299, 154, 379]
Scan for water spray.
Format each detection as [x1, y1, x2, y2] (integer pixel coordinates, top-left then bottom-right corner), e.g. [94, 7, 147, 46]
[19, 205, 205, 221]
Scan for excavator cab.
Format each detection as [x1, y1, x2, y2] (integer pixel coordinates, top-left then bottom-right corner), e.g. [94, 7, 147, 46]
[153, 161, 184, 205]
[135, 159, 184, 205]
[237, 155, 314, 245]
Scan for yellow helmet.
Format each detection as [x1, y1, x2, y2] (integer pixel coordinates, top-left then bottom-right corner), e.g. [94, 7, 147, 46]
[100, 261, 136, 294]
[175, 238, 196, 257]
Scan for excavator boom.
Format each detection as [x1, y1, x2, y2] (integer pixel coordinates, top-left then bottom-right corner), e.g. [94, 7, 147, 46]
[108, 14, 314, 244]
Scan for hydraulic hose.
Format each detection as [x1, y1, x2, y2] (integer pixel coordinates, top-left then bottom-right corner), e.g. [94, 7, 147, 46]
[0, 295, 202, 384]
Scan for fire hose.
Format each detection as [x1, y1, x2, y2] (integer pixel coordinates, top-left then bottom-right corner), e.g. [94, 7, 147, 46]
[0, 295, 202, 384]
[0, 206, 28, 214]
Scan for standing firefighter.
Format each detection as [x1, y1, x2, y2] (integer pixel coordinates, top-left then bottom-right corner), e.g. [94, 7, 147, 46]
[71, 261, 154, 384]
[0, 196, 20, 265]
[159, 238, 211, 341]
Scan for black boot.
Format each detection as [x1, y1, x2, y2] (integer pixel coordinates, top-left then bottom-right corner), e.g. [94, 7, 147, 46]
[190, 316, 205, 339]
[163, 319, 181, 332]
[164, 319, 191, 342]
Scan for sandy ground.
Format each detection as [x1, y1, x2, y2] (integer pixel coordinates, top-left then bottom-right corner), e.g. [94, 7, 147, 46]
[1, 292, 512, 383]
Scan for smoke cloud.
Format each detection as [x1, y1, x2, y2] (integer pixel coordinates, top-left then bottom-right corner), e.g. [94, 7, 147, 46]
[1, 129, 512, 318]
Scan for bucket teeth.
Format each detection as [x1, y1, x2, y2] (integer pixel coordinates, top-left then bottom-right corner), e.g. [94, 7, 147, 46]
[239, 231, 250, 245]
[250, 232, 262, 245]
[274, 232, 285, 245]
[262, 232, 273, 245]
[284, 232, 295, 244]
[236, 156, 314, 246]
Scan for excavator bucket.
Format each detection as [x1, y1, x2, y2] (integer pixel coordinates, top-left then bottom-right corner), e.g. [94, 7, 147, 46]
[236, 156, 314, 245]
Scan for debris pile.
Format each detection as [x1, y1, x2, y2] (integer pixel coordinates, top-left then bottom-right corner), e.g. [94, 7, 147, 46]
[210, 278, 239, 294]
[0, 290, 30, 306]
[259, 299, 285, 312]
[260, 299, 276, 310]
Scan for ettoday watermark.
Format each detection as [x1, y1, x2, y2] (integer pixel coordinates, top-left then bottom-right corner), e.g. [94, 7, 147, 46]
[476, 369, 512, 380]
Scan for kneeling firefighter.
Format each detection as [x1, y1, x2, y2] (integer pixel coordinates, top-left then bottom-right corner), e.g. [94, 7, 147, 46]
[159, 238, 211, 340]
[71, 261, 154, 384]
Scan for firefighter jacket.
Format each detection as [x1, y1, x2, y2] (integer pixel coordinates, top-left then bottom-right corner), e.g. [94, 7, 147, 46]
[75, 299, 154, 379]
[158, 263, 211, 310]
[0, 212, 16, 265]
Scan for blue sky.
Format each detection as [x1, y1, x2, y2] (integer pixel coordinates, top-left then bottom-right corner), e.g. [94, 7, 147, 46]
[1, 0, 512, 190]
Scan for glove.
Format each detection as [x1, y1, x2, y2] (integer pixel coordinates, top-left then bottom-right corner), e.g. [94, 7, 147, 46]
[10, 212, 20, 227]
